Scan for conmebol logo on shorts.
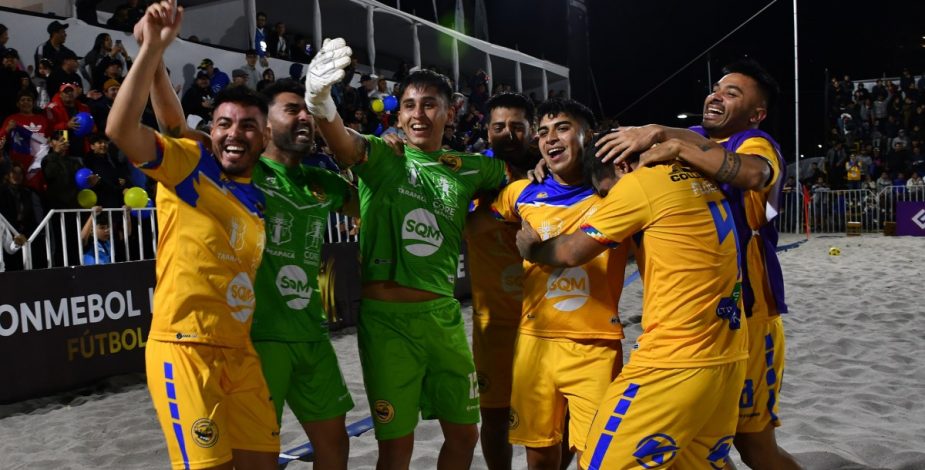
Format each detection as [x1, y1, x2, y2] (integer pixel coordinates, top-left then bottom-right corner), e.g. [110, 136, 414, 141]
[227, 272, 256, 322]
[545, 267, 590, 311]
[276, 265, 313, 309]
[402, 209, 444, 256]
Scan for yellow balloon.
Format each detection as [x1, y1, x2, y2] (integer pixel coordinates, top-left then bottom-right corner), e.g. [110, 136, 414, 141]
[371, 99, 384, 113]
[77, 189, 97, 208]
[124, 187, 149, 209]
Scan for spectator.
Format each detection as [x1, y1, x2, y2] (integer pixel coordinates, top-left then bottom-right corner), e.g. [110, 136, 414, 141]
[46, 52, 85, 100]
[845, 154, 863, 189]
[890, 128, 909, 149]
[886, 140, 909, 176]
[82, 33, 131, 89]
[266, 22, 290, 59]
[876, 172, 893, 191]
[75, 0, 103, 26]
[230, 68, 250, 89]
[254, 11, 269, 62]
[0, 163, 43, 251]
[80, 206, 130, 265]
[1, 91, 51, 192]
[0, 218, 26, 273]
[180, 71, 214, 122]
[92, 59, 124, 92]
[893, 172, 907, 187]
[41, 131, 84, 211]
[907, 172, 924, 188]
[256, 68, 275, 92]
[106, 6, 134, 32]
[84, 134, 130, 208]
[290, 35, 311, 63]
[34, 21, 76, 70]
[88, 78, 120, 130]
[861, 174, 877, 192]
[0, 24, 8, 57]
[197, 58, 229, 94]
[240, 49, 263, 90]
[288, 63, 304, 82]
[46, 82, 94, 156]
[119, 0, 146, 26]
[0, 49, 31, 119]
[31, 58, 53, 109]
[370, 77, 389, 100]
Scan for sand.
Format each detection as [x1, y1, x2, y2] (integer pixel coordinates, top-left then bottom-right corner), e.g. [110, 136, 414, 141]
[1, 233, 924, 469]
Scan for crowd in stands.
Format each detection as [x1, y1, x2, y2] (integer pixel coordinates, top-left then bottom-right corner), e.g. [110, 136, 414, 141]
[817, 69, 925, 192]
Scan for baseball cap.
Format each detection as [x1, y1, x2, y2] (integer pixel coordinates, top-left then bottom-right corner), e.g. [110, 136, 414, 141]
[360, 74, 374, 82]
[195, 70, 209, 79]
[59, 82, 78, 92]
[1, 48, 18, 59]
[103, 79, 121, 91]
[232, 68, 248, 78]
[198, 58, 214, 69]
[47, 21, 69, 34]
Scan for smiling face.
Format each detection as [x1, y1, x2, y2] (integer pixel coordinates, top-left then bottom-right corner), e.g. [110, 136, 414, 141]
[267, 91, 314, 155]
[210, 102, 267, 177]
[398, 85, 454, 153]
[702, 72, 767, 138]
[16, 95, 34, 114]
[537, 112, 588, 185]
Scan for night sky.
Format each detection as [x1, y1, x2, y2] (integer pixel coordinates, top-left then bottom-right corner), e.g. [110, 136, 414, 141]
[389, 1, 925, 160]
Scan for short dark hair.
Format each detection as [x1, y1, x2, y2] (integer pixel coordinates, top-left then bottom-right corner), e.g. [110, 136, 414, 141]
[212, 85, 268, 116]
[581, 133, 639, 194]
[396, 69, 453, 105]
[536, 98, 596, 131]
[722, 58, 780, 110]
[88, 133, 110, 144]
[259, 78, 305, 105]
[486, 92, 534, 124]
[256, 11, 266, 18]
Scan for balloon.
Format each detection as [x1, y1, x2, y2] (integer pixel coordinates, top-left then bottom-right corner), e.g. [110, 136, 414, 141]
[371, 99, 384, 113]
[483, 149, 494, 157]
[124, 187, 149, 209]
[77, 189, 97, 208]
[382, 95, 398, 112]
[74, 168, 93, 189]
[373, 123, 384, 136]
[132, 198, 154, 220]
[74, 112, 94, 137]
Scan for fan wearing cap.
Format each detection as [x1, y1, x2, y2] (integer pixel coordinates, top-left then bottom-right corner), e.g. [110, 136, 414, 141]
[198, 57, 230, 94]
[46, 51, 84, 99]
[231, 68, 250, 89]
[34, 20, 77, 70]
[181, 70, 215, 122]
[46, 82, 93, 156]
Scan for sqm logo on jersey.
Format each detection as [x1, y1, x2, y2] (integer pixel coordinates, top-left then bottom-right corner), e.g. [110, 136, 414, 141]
[227, 272, 256, 322]
[228, 217, 247, 251]
[276, 265, 313, 309]
[402, 209, 443, 256]
[545, 267, 590, 311]
[267, 211, 293, 245]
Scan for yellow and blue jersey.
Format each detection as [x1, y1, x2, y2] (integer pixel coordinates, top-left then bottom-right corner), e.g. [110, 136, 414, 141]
[139, 134, 266, 348]
[581, 163, 747, 367]
[491, 179, 626, 340]
[466, 199, 523, 326]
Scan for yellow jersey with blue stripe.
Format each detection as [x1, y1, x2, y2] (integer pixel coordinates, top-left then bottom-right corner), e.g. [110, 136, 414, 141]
[721, 135, 783, 321]
[139, 134, 266, 348]
[492, 179, 626, 340]
[581, 163, 747, 367]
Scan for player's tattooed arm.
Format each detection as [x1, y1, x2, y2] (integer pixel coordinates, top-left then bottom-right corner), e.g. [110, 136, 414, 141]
[714, 149, 742, 183]
[646, 138, 772, 190]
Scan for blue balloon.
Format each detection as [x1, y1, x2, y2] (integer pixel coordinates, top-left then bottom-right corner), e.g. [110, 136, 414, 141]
[383, 95, 398, 112]
[75, 168, 93, 189]
[483, 149, 494, 157]
[373, 123, 384, 136]
[74, 112, 94, 137]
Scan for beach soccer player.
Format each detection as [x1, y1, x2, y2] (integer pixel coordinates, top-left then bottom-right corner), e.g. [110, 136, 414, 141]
[305, 38, 510, 469]
[517, 141, 747, 470]
[107, 3, 278, 468]
[596, 58, 798, 470]
[250, 78, 359, 470]
[464, 92, 538, 470]
[489, 99, 627, 469]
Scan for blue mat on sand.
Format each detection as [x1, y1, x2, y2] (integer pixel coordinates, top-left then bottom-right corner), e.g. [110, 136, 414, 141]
[278, 416, 374, 466]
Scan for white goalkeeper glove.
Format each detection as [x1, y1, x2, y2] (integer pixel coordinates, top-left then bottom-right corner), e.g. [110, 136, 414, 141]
[305, 37, 352, 122]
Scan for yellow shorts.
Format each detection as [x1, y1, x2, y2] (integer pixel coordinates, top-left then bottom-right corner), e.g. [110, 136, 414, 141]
[471, 319, 518, 408]
[581, 361, 745, 470]
[146, 340, 280, 470]
[508, 334, 622, 453]
[737, 315, 786, 433]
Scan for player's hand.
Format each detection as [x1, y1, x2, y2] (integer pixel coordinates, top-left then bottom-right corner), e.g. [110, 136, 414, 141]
[12, 234, 27, 247]
[515, 219, 541, 260]
[88, 174, 101, 187]
[595, 125, 663, 164]
[141, 1, 184, 51]
[527, 158, 548, 183]
[381, 132, 405, 156]
[638, 138, 684, 167]
[305, 38, 352, 122]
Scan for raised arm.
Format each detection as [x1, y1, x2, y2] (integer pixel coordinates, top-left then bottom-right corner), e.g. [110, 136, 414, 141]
[596, 125, 772, 191]
[304, 38, 368, 167]
[106, 1, 184, 163]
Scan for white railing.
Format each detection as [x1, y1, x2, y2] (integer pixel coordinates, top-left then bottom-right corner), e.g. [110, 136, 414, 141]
[326, 213, 359, 244]
[7, 208, 158, 270]
[775, 185, 925, 234]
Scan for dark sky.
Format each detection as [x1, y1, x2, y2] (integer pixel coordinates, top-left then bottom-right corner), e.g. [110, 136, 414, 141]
[392, 0, 925, 160]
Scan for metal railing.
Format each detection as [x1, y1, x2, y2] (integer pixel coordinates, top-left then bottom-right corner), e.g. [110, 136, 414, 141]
[775, 185, 925, 234]
[1, 208, 158, 270]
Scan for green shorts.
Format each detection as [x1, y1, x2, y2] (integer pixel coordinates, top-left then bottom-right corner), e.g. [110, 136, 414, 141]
[358, 297, 480, 440]
[253, 340, 354, 424]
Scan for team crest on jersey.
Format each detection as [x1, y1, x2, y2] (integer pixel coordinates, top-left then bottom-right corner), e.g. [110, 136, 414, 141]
[536, 192, 548, 199]
[706, 436, 734, 469]
[634, 433, 679, 468]
[309, 182, 328, 203]
[267, 211, 293, 245]
[228, 216, 247, 251]
[406, 160, 423, 187]
[374, 400, 395, 424]
[508, 408, 520, 430]
[191, 418, 219, 448]
[438, 154, 462, 171]
[535, 218, 563, 240]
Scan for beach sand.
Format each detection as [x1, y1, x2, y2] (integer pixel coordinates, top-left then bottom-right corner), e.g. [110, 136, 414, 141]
[1, 234, 923, 469]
